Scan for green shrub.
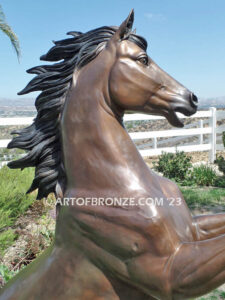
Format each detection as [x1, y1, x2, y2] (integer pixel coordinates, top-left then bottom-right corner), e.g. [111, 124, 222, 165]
[214, 176, 225, 188]
[0, 229, 17, 255]
[222, 131, 225, 147]
[214, 155, 225, 176]
[191, 165, 217, 186]
[153, 151, 192, 183]
[0, 264, 20, 285]
[154, 151, 224, 187]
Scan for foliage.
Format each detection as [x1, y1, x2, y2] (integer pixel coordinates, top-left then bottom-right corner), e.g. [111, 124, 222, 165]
[0, 200, 55, 288]
[222, 131, 225, 148]
[0, 229, 17, 256]
[154, 151, 225, 187]
[153, 151, 192, 183]
[0, 148, 25, 161]
[0, 264, 19, 286]
[191, 165, 217, 186]
[180, 186, 225, 209]
[197, 288, 225, 299]
[0, 4, 20, 59]
[214, 155, 225, 176]
[0, 166, 36, 254]
[214, 176, 225, 188]
[9, 215, 55, 269]
[39, 215, 55, 244]
[0, 166, 35, 221]
[125, 120, 147, 130]
[0, 165, 55, 287]
[214, 154, 225, 188]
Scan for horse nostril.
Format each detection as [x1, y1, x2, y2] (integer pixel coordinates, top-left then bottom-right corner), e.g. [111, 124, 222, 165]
[190, 93, 198, 107]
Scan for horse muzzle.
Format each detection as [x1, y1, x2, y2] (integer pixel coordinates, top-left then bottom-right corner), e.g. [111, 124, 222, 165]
[175, 91, 198, 115]
[167, 91, 198, 127]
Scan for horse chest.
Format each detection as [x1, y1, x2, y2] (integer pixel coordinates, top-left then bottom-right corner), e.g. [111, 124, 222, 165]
[157, 198, 196, 243]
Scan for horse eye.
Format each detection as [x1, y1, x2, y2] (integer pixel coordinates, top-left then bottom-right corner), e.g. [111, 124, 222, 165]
[138, 56, 149, 66]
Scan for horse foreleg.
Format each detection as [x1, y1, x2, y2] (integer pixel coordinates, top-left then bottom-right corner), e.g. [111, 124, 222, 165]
[170, 234, 225, 299]
[0, 245, 120, 300]
[193, 213, 225, 240]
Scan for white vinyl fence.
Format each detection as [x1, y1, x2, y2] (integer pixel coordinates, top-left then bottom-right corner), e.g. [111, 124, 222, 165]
[0, 107, 224, 167]
[125, 107, 225, 162]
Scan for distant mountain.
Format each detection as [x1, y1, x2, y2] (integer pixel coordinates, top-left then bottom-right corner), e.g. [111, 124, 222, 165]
[0, 96, 224, 112]
[0, 97, 35, 108]
[0, 97, 35, 117]
[198, 96, 225, 109]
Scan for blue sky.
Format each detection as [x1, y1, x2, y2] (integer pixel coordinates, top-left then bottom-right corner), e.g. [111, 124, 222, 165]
[0, 0, 225, 103]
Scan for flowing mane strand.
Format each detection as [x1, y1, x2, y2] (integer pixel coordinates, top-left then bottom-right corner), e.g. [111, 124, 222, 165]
[7, 26, 147, 200]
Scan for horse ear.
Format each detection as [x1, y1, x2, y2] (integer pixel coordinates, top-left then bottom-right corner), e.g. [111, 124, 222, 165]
[114, 9, 134, 40]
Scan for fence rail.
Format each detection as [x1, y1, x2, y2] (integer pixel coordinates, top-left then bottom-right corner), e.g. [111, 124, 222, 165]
[0, 117, 34, 126]
[0, 107, 224, 164]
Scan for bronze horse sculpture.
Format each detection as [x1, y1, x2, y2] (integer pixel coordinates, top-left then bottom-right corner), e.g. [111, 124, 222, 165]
[1, 10, 225, 300]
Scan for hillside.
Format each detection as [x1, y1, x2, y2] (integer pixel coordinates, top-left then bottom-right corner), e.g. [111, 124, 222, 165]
[199, 96, 225, 109]
[0, 96, 224, 117]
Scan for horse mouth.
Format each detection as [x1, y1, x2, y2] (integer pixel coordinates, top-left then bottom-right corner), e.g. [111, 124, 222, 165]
[144, 93, 198, 128]
[165, 106, 197, 128]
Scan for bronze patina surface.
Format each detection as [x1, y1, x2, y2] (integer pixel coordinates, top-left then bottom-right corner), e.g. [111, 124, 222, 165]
[1, 10, 225, 300]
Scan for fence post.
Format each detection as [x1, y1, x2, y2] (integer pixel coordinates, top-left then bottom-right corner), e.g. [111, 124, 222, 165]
[209, 107, 217, 163]
[199, 119, 203, 144]
[153, 137, 157, 149]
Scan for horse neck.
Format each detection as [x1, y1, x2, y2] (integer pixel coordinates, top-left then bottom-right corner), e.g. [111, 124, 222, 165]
[61, 72, 155, 195]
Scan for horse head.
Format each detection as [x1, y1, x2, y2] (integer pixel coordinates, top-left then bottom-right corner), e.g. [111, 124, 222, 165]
[106, 10, 198, 127]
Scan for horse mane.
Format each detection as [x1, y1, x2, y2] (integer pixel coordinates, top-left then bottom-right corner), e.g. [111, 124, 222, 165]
[7, 26, 147, 200]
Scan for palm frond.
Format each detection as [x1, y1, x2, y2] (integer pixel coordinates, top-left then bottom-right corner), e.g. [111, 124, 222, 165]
[0, 5, 21, 60]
